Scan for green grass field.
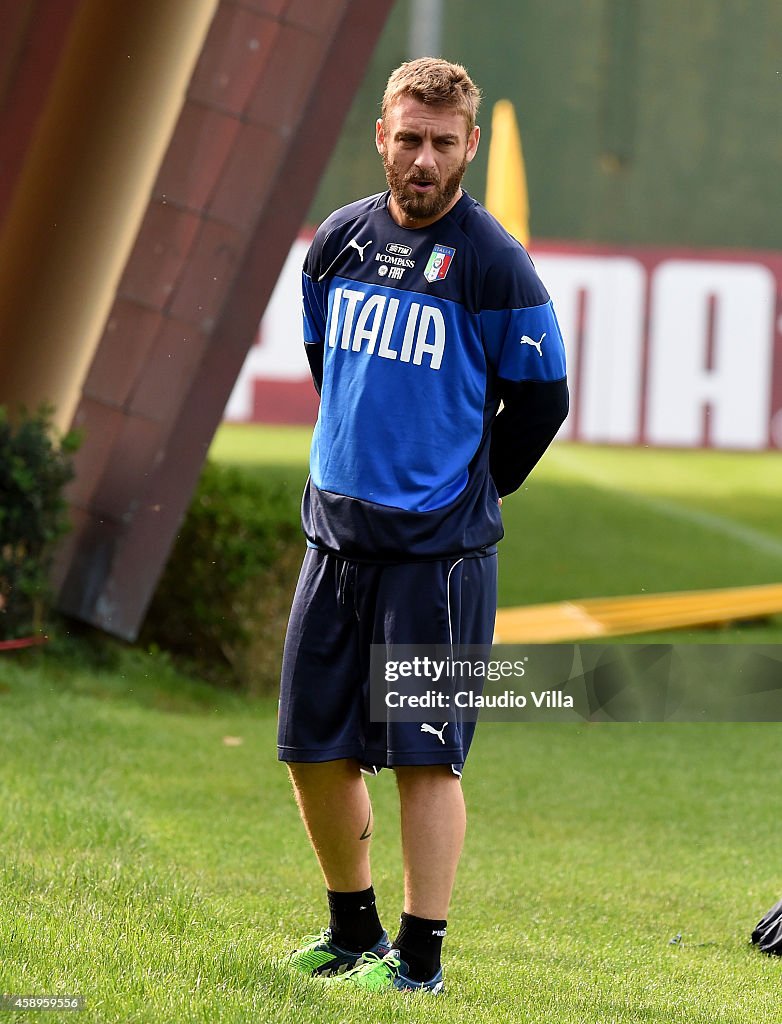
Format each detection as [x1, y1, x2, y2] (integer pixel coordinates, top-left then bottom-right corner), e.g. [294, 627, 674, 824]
[2, 651, 781, 1024]
[2, 427, 782, 1023]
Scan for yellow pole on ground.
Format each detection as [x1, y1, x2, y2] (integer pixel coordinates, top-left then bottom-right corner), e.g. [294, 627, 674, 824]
[485, 99, 530, 247]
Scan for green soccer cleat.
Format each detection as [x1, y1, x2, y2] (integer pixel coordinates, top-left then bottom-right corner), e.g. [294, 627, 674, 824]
[324, 948, 444, 994]
[288, 928, 390, 977]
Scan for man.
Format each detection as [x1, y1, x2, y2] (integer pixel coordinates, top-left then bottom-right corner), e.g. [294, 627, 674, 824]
[278, 57, 568, 994]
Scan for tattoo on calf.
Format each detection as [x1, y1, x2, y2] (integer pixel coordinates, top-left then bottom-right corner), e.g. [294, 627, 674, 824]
[359, 808, 372, 841]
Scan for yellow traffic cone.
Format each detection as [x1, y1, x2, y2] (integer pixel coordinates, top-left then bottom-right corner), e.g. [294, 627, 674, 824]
[485, 99, 530, 247]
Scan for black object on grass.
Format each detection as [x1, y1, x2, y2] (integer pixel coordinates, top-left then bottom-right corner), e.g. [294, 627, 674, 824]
[751, 897, 782, 955]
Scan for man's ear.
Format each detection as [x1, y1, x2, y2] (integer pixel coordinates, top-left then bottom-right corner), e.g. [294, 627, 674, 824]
[375, 118, 386, 156]
[466, 124, 480, 164]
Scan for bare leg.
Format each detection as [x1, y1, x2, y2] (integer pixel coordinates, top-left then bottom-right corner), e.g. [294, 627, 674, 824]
[288, 758, 373, 891]
[395, 765, 466, 918]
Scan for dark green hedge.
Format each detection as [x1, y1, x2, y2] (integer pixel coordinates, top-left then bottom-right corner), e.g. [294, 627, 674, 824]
[0, 406, 78, 640]
[141, 461, 304, 694]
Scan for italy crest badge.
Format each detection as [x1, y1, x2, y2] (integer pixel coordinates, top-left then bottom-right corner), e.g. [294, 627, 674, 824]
[423, 244, 456, 283]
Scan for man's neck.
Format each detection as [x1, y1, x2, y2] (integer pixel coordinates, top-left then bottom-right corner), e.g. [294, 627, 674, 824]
[387, 187, 463, 230]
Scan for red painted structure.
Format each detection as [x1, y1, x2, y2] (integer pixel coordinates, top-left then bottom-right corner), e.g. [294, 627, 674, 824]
[0, 0, 82, 230]
[0, 0, 395, 640]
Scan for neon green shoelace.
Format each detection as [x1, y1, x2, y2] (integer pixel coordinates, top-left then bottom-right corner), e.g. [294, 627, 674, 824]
[343, 951, 400, 987]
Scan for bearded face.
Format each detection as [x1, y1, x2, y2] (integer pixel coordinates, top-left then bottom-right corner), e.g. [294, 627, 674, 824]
[376, 96, 479, 229]
[381, 150, 468, 224]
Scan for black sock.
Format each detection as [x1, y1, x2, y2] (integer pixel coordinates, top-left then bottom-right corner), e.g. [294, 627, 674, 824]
[394, 911, 447, 981]
[327, 886, 384, 953]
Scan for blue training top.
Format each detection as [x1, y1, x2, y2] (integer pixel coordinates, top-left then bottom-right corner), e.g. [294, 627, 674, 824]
[300, 189, 567, 561]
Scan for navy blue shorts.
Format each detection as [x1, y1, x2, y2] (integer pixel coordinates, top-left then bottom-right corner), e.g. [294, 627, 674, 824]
[277, 548, 498, 775]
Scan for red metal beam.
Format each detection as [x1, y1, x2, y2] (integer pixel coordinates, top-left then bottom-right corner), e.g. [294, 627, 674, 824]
[56, 0, 396, 639]
[0, 0, 82, 230]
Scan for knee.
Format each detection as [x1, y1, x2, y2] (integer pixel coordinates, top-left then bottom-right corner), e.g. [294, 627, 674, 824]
[287, 758, 362, 784]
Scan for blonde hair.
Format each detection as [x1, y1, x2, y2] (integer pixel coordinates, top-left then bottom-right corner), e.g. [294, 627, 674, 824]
[381, 58, 482, 132]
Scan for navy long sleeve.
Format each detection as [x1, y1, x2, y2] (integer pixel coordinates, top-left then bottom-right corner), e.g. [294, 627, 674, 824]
[490, 378, 569, 497]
